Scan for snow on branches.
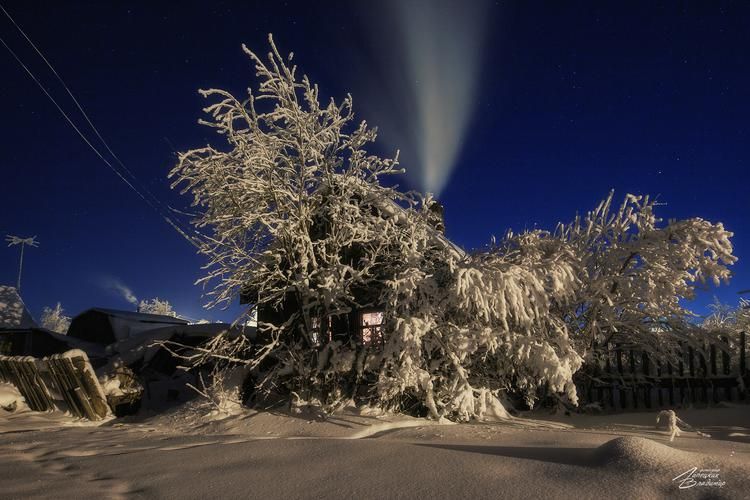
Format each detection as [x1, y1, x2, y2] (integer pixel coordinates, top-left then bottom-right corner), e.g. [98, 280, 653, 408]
[138, 298, 177, 317]
[40, 302, 71, 334]
[170, 36, 736, 421]
[505, 192, 736, 358]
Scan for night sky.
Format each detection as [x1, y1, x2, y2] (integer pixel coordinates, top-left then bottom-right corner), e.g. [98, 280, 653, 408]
[1, 1, 748, 322]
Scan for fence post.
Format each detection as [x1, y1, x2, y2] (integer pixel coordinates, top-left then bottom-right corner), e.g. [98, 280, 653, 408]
[677, 342, 685, 405]
[740, 332, 747, 401]
[710, 343, 718, 403]
[642, 351, 651, 408]
[616, 345, 626, 409]
[667, 358, 674, 406]
[606, 342, 615, 408]
[656, 359, 664, 407]
[700, 345, 708, 403]
[710, 343, 717, 376]
[722, 336, 731, 375]
[721, 335, 731, 402]
[629, 350, 637, 409]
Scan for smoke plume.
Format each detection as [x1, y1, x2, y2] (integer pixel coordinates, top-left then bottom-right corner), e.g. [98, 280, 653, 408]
[101, 277, 138, 306]
[357, 0, 491, 196]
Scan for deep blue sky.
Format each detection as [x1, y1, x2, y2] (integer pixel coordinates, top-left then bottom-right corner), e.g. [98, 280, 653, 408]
[1, 1, 747, 322]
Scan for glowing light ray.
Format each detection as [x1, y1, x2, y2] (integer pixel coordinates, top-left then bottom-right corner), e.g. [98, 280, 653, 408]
[363, 0, 491, 196]
[398, 0, 488, 195]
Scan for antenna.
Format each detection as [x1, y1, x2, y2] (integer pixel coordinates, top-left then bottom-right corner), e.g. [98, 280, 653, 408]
[5, 234, 39, 293]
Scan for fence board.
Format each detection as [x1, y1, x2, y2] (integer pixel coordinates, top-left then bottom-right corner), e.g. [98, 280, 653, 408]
[0, 350, 110, 420]
[577, 336, 749, 411]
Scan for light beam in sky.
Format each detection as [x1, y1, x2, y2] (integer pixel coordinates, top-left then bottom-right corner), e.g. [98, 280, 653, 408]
[360, 0, 491, 196]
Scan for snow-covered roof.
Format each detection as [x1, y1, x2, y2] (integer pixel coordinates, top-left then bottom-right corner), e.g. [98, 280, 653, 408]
[0, 285, 37, 329]
[108, 322, 254, 369]
[363, 188, 466, 260]
[328, 175, 467, 259]
[82, 308, 189, 325]
[67, 308, 190, 345]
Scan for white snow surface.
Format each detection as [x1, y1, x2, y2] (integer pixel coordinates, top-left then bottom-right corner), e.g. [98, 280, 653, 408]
[0, 383, 26, 411]
[1, 403, 749, 499]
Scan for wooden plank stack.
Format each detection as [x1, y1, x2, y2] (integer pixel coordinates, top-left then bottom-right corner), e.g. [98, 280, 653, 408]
[0, 349, 111, 420]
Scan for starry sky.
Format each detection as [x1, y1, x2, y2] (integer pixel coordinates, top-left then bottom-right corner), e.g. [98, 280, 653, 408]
[1, 1, 748, 322]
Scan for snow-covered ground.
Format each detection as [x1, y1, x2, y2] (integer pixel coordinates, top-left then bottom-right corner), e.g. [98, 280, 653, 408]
[1, 397, 748, 499]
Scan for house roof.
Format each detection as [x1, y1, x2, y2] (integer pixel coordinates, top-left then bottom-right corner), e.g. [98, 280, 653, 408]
[0, 326, 106, 359]
[380, 196, 466, 259]
[67, 308, 190, 345]
[79, 308, 189, 325]
[322, 175, 467, 259]
[0, 285, 37, 329]
[239, 177, 467, 304]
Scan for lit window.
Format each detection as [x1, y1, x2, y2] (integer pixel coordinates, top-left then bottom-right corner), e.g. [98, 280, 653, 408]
[361, 311, 384, 346]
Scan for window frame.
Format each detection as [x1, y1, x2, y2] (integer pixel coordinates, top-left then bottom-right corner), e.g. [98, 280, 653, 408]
[359, 309, 385, 347]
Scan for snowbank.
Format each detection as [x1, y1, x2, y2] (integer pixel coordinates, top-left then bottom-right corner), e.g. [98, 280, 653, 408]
[0, 382, 26, 412]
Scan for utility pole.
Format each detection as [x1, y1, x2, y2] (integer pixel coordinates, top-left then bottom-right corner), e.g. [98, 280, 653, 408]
[6, 235, 40, 293]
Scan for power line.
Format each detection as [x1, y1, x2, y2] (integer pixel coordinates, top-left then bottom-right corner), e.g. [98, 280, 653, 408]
[0, 7, 200, 248]
[0, 36, 146, 199]
[0, 1, 184, 225]
[0, 2, 140, 186]
[0, 3, 198, 243]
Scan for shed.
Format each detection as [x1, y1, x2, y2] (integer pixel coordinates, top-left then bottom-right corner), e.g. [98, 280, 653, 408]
[67, 308, 188, 345]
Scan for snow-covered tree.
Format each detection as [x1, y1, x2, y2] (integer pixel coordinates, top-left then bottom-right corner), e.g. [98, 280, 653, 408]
[169, 35, 587, 419]
[169, 36, 736, 420]
[40, 302, 71, 334]
[710, 298, 750, 334]
[138, 298, 176, 317]
[501, 193, 736, 361]
[703, 298, 737, 330]
[739, 299, 750, 332]
[699, 298, 749, 364]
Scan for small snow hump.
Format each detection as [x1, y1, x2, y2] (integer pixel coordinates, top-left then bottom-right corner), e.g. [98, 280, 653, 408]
[594, 436, 686, 470]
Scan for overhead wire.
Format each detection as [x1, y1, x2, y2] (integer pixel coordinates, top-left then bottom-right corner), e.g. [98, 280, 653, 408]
[0, 3, 200, 248]
[0, 2, 140, 184]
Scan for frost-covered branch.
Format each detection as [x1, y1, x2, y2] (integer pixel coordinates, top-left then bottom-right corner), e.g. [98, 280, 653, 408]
[169, 37, 736, 421]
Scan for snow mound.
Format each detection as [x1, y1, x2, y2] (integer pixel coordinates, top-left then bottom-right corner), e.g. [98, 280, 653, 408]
[592, 435, 750, 496]
[0, 382, 27, 412]
[594, 436, 687, 470]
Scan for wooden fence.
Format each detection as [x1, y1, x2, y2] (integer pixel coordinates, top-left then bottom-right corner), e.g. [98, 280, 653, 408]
[575, 331, 748, 410]
[0, 349, 111, 420]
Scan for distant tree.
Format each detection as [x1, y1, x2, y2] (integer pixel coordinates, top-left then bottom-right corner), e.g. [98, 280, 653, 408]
[40, 302, 71, 334]
[703, 298, 737, 330]
[138, 298, 176, 317]
[739, 298, 750, 331]
[702, 298, 750, 337]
